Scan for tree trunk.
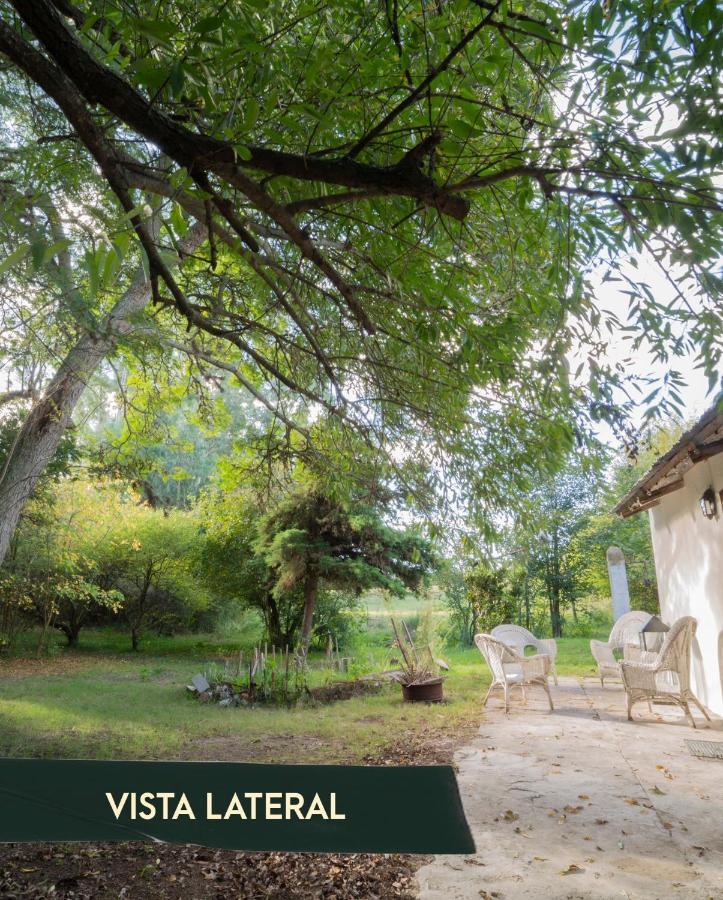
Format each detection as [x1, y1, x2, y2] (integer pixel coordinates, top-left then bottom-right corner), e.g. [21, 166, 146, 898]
[0, 224, 206, 568]
[60, 621, 81, 647]
[299, 570, 319, 650]
[36, 600, 55, 657]
[58, 602, 84, 647]
[264, 592, 283, 647]
[130, 567, 153, 651]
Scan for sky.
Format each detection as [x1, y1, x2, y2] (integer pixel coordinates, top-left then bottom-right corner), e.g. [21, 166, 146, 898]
[587, 250, 718, 447]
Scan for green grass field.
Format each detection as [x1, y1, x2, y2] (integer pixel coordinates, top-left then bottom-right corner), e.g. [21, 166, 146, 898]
[0, 601, 607, 765]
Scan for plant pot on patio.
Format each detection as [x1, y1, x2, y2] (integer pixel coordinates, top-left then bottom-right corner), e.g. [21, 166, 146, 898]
[401, 677, 445, 703]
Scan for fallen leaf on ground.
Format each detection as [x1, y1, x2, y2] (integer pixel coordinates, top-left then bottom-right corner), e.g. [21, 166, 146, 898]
[651, 786, 666, 795]
[578, 794, 590, 800]
[560, 864, 584, 875]
[624, 798, 639, 806]
[503, 809, 519, 822]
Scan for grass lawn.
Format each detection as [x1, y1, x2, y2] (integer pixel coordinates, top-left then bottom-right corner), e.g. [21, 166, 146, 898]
[0, 621, 605, 765]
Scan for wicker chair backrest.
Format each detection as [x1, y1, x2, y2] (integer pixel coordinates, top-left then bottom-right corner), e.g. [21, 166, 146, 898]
[609, 611, 651, 650]
[475, 633, 517, 683]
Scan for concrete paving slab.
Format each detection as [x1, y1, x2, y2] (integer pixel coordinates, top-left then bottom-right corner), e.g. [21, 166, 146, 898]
[416, 676, 723, 899]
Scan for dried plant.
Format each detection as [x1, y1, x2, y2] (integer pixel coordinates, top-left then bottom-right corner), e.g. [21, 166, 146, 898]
[389, 612, 443, 687]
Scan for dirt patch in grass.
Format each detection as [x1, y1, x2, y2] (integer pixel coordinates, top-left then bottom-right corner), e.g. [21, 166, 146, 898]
[308, 678, 383, 703]
[182, 731, 352, 764]
[0, 655, 99, 679]
[362, 723, 479, 767]
[0, 842, 421, 899]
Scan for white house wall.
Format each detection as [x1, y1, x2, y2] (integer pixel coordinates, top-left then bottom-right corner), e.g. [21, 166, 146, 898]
[648, 453, 723, 717]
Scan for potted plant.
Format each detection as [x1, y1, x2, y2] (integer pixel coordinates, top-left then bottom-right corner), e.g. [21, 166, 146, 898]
[389, 615, 447, 703]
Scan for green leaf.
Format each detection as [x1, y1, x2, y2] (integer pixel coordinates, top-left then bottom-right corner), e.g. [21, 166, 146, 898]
[242, 98, 259, 132]
[194, 16, 224, 34]
[0, 243, 30, 276]
[128, 17, 177, 44]
[134, 60, 171, 93]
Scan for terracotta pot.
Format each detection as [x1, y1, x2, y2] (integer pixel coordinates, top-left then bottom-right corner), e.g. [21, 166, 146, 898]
[401, 677, 444, 703]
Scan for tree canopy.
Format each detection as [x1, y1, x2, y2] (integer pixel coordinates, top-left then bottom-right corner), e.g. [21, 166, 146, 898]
[0, 0, 721, 560]
[257, 479, 435, 646]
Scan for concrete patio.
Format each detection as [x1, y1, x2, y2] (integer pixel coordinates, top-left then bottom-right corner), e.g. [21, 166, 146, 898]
[417, 676, 723, 899]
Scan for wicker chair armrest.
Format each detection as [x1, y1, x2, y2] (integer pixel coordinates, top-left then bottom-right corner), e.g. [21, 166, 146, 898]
[538, 638, 557, 660]
[499, 644, 523, 664]
[590, 640, 616, 667]
[521, 653, 550, 678]
[620, 659, 659, 691]
[620, 658, 659, 673]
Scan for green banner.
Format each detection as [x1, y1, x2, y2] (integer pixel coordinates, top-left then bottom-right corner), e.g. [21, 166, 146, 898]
[0, 759, 474, 854]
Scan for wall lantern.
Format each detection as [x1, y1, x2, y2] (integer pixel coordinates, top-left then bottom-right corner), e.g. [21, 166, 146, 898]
[699, 487, 717, 520]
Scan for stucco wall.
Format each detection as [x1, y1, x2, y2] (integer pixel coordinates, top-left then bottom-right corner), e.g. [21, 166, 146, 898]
[648, 453, 723, 716]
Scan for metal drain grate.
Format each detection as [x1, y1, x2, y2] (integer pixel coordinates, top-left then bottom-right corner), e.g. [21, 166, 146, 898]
[685, 739, 723, 760]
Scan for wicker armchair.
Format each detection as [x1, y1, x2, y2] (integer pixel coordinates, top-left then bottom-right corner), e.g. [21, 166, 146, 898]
[491, 623, 558, 685]
[590, 610, 651, 686]
[620, 616, 711, 728]
[475, 633, 554, 713]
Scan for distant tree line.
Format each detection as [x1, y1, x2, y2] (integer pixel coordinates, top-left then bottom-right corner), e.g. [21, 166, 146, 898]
[442, 447, 666, 642]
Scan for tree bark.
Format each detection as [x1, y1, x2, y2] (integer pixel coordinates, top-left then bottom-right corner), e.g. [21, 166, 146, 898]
[0, 224, 206, 568]
[129, 566, 153, 652]
[35, 597, 56, 657]
[263, 592, 284, 647]
[59, 614, 82, 647]
[299, 570, 320, 651]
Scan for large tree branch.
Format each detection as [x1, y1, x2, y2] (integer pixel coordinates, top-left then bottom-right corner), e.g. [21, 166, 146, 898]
[0, 389, 36, 407]
[0, 15, 198, 325]
[449, 165, 723, 212]
[8, 0, 378, 334]
[8, 0, 470, 222]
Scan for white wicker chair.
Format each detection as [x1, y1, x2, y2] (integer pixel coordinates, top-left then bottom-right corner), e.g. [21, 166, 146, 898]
[491, 623, 558, 685]
[620, 616, 711, 728]
[475, 633, 554, 713]
[590, 610, 651, 686]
